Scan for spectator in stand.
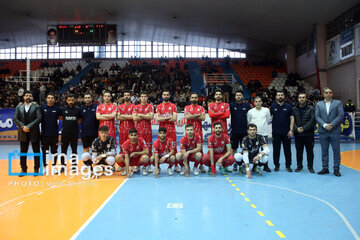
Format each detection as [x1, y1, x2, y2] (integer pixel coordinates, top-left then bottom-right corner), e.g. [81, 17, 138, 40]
[344, 99, 356, 112]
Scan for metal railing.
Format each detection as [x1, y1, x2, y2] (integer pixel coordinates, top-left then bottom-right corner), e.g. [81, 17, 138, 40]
[203, 73, 236, 96]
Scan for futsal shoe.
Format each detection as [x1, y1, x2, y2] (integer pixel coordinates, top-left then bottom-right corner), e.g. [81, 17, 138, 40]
[193, 167, 199, 175]
[238, 165, 245, 174]
[147, 165, 153, 173]
[117, 166, 122, 172]
[224, 167, 232, 172]
[174, 165, 181, 173]
[141, 166, 148, 176]
[256, 166, 262, 176]
[180, 166, 186, 175]
[232, 163, 238, 172]
[219, 166, 227, 175]
[199, 165, 206, 174]
[167, 167, 173, 176]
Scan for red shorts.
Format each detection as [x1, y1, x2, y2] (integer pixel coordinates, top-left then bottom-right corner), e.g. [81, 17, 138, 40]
[118, 153, 148, 167]
[202, 153, 235, 167]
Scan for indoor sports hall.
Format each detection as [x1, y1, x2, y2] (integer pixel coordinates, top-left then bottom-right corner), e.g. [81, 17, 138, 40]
[1, 1, 360, 240]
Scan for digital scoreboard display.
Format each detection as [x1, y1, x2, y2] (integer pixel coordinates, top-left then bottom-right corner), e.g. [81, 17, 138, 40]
[56, 24, 116, 46]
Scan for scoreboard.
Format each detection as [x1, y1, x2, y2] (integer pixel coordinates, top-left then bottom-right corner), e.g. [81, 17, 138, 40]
[56, 24, 116, 45]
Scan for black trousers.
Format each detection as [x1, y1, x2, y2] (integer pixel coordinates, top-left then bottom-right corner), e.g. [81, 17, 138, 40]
[61, 134, 78, 166]
[20, 133, 40, 171]
[41, 136, 59, 166]
[272, 134, 292, 168]
[295, 135, 314, 169]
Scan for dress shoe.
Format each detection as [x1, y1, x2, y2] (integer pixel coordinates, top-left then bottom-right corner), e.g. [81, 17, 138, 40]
[286, 167, 293, 172]
[295, 167, 303, 172]
[19, 170, 27, 177]
[317, 168, 329, 175]
[34, 169, 39, 177]
[308, 168, 315, 174]
[274, 166, 279, 172]
[334, 170, 341, 177]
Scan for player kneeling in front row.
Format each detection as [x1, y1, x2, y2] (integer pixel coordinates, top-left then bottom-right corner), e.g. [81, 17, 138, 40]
[234, 124, 270, 178]
[151, 127, 176, 178]
[115, 128, 150, 178]
[81, 126, 116, 179]
[176, 124, 202, 177]
[202, 122, 235, 176]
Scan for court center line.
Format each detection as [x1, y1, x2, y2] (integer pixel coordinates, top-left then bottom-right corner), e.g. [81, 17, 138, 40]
[69, 179, 128, 240]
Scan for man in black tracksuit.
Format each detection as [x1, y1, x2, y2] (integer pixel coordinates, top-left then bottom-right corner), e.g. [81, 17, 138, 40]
[60, 94, 81, 172]
[293, 93, 316, 173]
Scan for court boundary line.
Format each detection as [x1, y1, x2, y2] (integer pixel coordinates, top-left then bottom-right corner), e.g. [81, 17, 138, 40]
[233, 180, 360, 240]
[69, 179, 128, 240]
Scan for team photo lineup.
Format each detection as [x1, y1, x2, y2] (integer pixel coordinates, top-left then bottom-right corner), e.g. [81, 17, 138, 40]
[15, 84, 344, 179]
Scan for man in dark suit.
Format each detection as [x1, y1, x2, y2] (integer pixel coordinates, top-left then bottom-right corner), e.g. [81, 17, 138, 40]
[14, 90, 42, 176]
[315, 87, 344, 177]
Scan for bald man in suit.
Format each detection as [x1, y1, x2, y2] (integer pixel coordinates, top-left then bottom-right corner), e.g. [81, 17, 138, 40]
[315, 87, 344, 177]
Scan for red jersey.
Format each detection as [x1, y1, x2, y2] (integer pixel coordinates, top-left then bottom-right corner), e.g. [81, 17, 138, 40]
[156, 102, 177, 138]
[133, 103, 154, 135]
[117, 103, 135, 134]
[152, 138, 176, 157]
[208, 102, 230, 133]
[207, 133, 231, 155]
[184, 104, 205, 136]
[122, 137, 148, 155]
[96, 103, 117, 139]
[180, 133, 202, 151]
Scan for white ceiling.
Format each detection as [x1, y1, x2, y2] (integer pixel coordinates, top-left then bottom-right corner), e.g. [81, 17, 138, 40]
[0, 0, 359, 54]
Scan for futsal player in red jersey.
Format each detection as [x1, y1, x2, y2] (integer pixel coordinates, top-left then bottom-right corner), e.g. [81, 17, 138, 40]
[176, 124, 202, 177]
[133, 91, 154, 172]
[151, 127, 176, 177]
[184, 92, 206, 173]
[156, 90, 179, 171]
[208, 90, 230, 134]
[115, 128, 150, 178]
[202, 122, 235, 176]
[96, 91, 117, 141]
[117, 90, 135, 148]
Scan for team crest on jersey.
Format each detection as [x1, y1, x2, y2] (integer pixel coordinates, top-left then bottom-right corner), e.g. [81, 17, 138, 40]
[221, 141, 224, 144]
[169, 107, 171, 110]
[108, 108, 112, 110]
[221, 106, 224, 109]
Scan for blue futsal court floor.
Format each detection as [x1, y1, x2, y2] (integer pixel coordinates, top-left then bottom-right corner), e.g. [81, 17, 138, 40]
[1, 141, 360, 240]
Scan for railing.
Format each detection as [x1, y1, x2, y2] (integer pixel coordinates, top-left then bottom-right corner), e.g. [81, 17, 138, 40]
[203, 73, 236, 96]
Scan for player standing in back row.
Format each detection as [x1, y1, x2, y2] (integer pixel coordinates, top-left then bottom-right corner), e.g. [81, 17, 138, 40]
[184, 92, 206, 173]
[156, 90, 178, 172]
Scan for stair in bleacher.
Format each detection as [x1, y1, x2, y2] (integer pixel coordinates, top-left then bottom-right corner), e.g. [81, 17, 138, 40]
[60, 62, 95, 94]
[187, 61, 203, 95]
[219, 61, 250, 99]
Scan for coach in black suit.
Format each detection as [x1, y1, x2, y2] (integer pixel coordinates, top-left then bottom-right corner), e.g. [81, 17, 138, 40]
[14, 90, 42, 176]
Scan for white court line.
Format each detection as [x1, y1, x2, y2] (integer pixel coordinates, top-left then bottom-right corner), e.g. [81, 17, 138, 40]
[0, 179, 124, 208]
[17, 201, 24, 205]
[235, 180, 360, 240]
[69, 179, 128, 240]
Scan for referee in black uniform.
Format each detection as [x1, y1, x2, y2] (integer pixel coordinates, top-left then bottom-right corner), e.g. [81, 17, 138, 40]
[79, 93, 99, 163]
[40, 92, 62, 174]
[60, 94, 81, 173]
